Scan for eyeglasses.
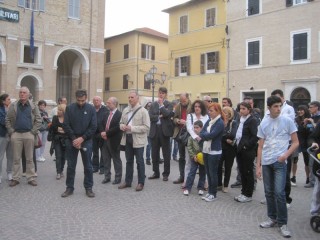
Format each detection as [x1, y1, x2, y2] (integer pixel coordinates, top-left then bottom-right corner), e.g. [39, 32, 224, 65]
[205, 100, 212, 103]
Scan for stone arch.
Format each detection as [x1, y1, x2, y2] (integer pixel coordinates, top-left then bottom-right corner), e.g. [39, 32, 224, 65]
[290, 87, 311, 109]
[17, 71, 43, 90]
[53, 46, 89, 72]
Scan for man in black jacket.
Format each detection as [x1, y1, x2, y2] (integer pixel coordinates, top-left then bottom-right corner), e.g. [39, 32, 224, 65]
[148, 87, 174, 181]
[61, 89, 97, 198]
[100, 97, 122, 185]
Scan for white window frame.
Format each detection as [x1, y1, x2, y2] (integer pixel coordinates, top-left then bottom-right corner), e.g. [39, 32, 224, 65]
[246, 0, 262, 17]
[18, 0, 45, 11]
[179, 15, 188, 34]
[20, 41, 42, 66]
[205, 52, 216, 74]
[290, 29, 311, 64]
[68, 0, 80, 20]
[246, 37, 262, 69]
[144, 44, 153, 60]
[294, 0, 307, 5]
[205, 8, 216, 28]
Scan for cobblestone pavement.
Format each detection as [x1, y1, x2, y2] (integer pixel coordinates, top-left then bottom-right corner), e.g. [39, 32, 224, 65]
[0, 145, 319, 240]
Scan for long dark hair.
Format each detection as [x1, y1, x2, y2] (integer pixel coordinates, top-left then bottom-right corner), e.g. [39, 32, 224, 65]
[0, 94, 9, 107]
[295, 105, 310, 125]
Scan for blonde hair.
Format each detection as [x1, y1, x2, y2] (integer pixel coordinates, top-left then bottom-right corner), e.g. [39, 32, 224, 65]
[223, 106, 234, 121]
[57, 104, 66, 113]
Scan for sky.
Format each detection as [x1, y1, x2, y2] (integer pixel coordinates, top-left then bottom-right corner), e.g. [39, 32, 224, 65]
[104, 0, 189, 37]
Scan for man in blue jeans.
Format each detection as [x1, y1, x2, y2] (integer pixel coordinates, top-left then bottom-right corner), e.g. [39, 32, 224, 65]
[61, 89, 97, 198]
[256, 95, 298, 238]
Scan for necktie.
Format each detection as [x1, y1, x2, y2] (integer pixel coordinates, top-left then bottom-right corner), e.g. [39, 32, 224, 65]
[105, 112, 113, 131]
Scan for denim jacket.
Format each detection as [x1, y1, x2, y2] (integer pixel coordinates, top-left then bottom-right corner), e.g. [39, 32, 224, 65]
[200, 117, 225, 152]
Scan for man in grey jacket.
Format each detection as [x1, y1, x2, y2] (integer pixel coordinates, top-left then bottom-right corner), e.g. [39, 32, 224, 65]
[6, 86, 41, 187]
[118, 91, 150, 191]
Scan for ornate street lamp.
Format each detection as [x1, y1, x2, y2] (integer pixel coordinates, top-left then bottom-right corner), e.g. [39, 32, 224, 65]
[144, 65, 167, 102]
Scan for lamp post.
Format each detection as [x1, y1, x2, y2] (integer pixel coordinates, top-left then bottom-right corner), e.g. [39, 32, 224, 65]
[144, 65, 167, 102]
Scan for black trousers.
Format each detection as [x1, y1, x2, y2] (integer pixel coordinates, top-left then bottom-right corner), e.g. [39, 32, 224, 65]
[177, 141, 186, 179]
[237, 149, 255, 197]
[151, 125, 171, 177]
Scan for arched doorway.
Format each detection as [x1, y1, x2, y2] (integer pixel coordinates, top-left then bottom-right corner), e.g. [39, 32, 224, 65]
[290, 87, 311, 110]
[54, 47, 89, 104]
[21, 76, 38, 100]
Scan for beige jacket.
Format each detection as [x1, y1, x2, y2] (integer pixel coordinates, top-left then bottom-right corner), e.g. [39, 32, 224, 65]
[120, 104, 150, 148]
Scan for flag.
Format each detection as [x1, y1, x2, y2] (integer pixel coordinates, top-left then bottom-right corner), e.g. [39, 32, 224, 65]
[30, 10, 34, 60]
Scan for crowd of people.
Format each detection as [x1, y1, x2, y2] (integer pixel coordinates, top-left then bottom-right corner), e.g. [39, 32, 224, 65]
[1, 86, 320, 238]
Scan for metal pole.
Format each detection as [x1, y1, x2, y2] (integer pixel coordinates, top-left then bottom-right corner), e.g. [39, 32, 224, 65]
[152, 81, 155, 102]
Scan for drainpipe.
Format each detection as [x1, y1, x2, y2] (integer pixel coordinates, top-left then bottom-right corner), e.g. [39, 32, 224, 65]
[88, 0, 93, 99]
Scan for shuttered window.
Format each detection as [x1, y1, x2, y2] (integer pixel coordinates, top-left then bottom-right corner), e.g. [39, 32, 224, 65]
[106, 49, 111, 63]
[175, 56, 190, 76]
[180, 15, 188, 34]
[104, 77, 110, 91]
[293, 32, 308, 60]
[206, 8, 215, 27]
[141, 44, 155, 60]
[200, 52, 219, 74]
[248, 41, 260, 65]
[124, 44, 129, 59]
[18, 0, 45, 11]
[123, 75, 128, 89]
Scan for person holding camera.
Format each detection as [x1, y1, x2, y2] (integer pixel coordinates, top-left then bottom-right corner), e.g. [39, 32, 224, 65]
[36, 100, 51, 162]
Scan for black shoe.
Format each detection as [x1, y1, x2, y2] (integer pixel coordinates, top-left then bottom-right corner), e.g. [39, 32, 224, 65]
[231, 181, 242, 188]
[173, 177, 184, 184]
[86, 189, 95, 198]
[61, 188, 73, 198]
[112, 179, 121, 185]
[146, 160, 151, 165]
[163, 176, 169, 181]
[148, 174, 160, 180]
[102, 178, 111, 184]
[99, 170, 104, 175]
[93, 169, 99, 173]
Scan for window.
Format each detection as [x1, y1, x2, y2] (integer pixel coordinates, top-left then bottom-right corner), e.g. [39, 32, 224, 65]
[294, 0, 307, 5]
[104, 77, 110, 91]
[68, 0, 80, 19]
[246, 37, 262, 67]
[144, 78, 150, 89]
[124, 44, 129, 59]
[247, 0, 260, 16]
[175, 56, 190, 77]
[290, 29, 310, 63]
[180, 15, 188, 34]
[200, 52, 219, 74]
[206, 8, 216, 27]
[20, 41, 42, 65]
[18, 0, 45, 11]
[106, 49, 111, 63]
[286, 0, 312, 7]
[122, 74, 129, 89]
[141, 44, 155, 60]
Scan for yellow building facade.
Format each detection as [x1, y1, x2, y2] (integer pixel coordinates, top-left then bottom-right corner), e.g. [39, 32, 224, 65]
[163, 0, 227, 102]
[104, 28, 169, 109]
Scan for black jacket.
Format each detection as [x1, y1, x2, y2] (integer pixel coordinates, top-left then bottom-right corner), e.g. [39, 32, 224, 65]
[236, 115, 258, 153]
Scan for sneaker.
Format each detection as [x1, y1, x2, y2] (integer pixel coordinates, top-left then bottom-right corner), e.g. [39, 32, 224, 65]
[202, 193, 210, 200]
[279, 224, 291, 238]
[260, 218, 277, 228]
[198, 189, 204, 195]
[7, 173, 12, 181]
[237, 195, 252, 203]
[61, 188, 73, 198]
[260, 198, 266, 204]
[183, 189, 189, 196]
[86, 189, 95, 198]
[222, 187, 228, 193]
[205, 195, 216, 202]
[231, 181, 242, 188]
[304, 182, 314, 188]
[56, 174, 61, 180]
[286, 203, 291, 209]
[40, 156, 46, 162]
[290, 176, 296, 187]
[22, 172, 26, 177]
[234, 194, 244, 201]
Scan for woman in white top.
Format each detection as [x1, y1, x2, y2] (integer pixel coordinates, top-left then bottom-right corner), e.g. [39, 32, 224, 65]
[183, 100, 209, 186]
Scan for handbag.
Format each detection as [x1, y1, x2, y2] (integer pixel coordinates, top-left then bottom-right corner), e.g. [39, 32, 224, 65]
[120, 107, 142, 151]
[34, 134, 42, 149]
[174, 114, 193, 146]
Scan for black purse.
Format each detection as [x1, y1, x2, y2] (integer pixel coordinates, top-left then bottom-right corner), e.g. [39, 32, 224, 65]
[174, 114, 193, 146]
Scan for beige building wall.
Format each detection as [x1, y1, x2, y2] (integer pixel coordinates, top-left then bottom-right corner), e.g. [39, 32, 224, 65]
[104, 28, 169, 109]
[0, 0, 105, 105]
[164, 0, 227, 102]
[227, 0, 320, 112]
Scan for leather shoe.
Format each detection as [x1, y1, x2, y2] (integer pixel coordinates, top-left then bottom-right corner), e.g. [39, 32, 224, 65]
[9, 180, 20, 187]
[28, 180, 37, 186]
[148, 174, 160, 180]
[135, 183, 144, 191]
[86, 189, 95, 198]
[173, 177, 184, 184]
[146, 160, 151, 165]
[163, 176, 168, 181]
[118, 183, 131, 189]
[112, 179, 121, 185]
[101, 178, 111, 184]
[61, 188, 73, 198]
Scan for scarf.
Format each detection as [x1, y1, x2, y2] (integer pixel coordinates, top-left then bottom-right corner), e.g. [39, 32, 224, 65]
[203, 114, 221, 153]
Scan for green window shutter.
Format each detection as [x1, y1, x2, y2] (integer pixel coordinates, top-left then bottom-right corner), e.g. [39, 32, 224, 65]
[200, 54, 205, 74]
[175, 59, 179, 77]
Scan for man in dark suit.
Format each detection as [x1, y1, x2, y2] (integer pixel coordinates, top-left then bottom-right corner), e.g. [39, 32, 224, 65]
[100, 97, 122, 185]
[148, 87, 174, 181]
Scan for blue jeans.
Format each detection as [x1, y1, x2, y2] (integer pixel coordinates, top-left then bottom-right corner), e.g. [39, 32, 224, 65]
[262, 161, 287, 225]
[65, 139, 93, 191]
[170, 138, 178, 159]
[125, 138, 145, 185]
[204, 153, 221, 197]
[185, 157, 206, 191]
